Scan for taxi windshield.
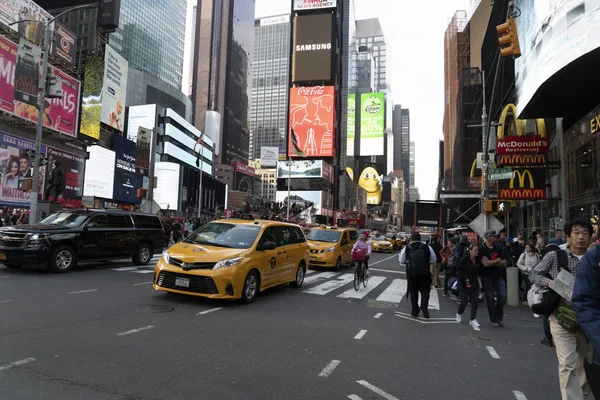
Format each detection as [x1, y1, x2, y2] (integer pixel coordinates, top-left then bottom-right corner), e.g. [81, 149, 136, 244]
[372, 236, 387, 241]
[307, 229, 341, 243]
[185, 222, 261, 249]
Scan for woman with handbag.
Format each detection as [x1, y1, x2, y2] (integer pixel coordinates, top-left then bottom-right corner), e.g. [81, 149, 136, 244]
[517, 241, 540, 306]
[456, 243, 482, 330]
[352, 233, 372, 272]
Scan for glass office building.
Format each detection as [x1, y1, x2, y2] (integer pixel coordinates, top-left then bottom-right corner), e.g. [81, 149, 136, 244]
[249, 15, 290, 161]
[110, 0, 186, 90]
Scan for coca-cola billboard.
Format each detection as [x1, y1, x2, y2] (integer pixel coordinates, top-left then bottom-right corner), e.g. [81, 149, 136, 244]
[292, 13, 335, 83]
[289, 86, 335, 158]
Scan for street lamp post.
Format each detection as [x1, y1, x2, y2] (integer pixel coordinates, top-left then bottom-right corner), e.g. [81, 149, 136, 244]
[9, 4, 97, 224]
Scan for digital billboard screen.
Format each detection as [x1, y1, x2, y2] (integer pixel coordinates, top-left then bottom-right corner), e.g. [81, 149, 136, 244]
[359, 92, 385, 156]
[292, 13, 334, 83]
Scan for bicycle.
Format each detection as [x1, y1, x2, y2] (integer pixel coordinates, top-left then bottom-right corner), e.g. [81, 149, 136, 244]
[354, 260, 369, 290]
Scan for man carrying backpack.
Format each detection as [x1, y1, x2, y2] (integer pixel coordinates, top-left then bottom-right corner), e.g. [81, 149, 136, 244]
[399, 231, 438, 318]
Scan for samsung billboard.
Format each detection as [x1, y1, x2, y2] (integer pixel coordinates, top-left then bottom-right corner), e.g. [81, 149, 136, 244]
[292, 13, 335, 83]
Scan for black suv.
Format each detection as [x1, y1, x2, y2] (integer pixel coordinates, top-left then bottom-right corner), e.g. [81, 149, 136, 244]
[0, 210, 165, 273]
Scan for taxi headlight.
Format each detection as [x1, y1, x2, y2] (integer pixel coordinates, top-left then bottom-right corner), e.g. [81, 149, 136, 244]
[213, 257, 243, 270]
[161, 250, 170, 264]
[323, 247, 335, 253]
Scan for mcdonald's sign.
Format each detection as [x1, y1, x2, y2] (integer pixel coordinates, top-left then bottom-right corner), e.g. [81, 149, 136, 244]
[496, 103, 549, 155]
[497, 168, 546, 199]
[497, 153, 547, 166]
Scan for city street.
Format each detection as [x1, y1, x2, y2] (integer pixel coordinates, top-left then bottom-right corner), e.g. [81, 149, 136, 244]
[1, 251, 559, 400]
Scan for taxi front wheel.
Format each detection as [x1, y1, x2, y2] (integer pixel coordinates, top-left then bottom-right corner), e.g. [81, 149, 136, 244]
[241, 271, 259, 303]
[290, 262, 306, 288]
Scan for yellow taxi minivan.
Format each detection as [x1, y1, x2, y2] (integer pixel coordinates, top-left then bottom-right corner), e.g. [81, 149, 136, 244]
[153, 219, 310, 303]
[306, 226, 358, 270]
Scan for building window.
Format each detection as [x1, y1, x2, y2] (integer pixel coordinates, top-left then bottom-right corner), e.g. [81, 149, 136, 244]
[572, 141, 597, 195]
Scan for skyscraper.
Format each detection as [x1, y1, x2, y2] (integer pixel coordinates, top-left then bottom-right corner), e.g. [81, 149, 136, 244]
[191, 0, 255, 165]
[401, 108, 410, 188]
[356, 18, 388, 91]
[187, 5, 198, 97]
[409, 140, 415, 188]
[249, 15, 290, 161]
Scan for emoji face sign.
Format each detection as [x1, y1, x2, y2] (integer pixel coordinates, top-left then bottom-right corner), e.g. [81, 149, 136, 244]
[358, 167, 382, 205]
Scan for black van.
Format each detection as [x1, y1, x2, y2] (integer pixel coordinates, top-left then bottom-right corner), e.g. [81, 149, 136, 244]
[0, 210, 165, 273]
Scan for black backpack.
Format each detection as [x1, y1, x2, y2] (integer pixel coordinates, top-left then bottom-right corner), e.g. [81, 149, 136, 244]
[406, 242, 431, 275]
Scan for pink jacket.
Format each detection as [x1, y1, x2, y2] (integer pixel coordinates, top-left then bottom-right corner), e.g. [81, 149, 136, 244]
[352, 239, 372, 256]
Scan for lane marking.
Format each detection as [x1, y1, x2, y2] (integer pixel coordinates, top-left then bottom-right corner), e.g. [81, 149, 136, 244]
[376, 279, 407, 303]
[348, 395, 363, 400]
[117, 325, 155, 336]
[374, 313, 383, 319]
[486, 346, 501, 359]
[133, 281, 153, 286]
[0, 357, 35, 372]
[196, 307, 223, 315]
[68, 289, 98, 295]
[356, 380, 399, 400]
[337, 276, 386, 299]
[318, 360, 340, 377]
[303, 271, 338, 286]
[369, 268, 405, 275]
[354, 329, 367, 340]
[112, 267, 137, 271]
[369, 254, 399, 266]
[303, 273, 354, 295]
[394, 311, 456, 321]
[513, 391, 528, 400]
[0, 300, 12, 303]
[132, 270, 154, 274]
[0, 275, 9, 278]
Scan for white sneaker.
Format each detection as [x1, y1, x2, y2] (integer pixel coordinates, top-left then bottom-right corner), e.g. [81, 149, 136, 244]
[456, 313, 462, 323]
[470, 320, 481, 331]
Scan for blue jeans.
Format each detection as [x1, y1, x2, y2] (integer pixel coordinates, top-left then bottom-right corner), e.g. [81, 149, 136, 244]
[481, 277, 507, 323]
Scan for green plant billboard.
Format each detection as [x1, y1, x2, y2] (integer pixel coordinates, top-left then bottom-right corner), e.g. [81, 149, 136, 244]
[359, 92, 385, 156]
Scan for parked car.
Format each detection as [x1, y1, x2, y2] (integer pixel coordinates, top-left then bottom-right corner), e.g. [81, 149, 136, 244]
[0, 210, 165, 273]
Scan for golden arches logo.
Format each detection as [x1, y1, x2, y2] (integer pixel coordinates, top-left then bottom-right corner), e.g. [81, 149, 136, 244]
[498, 154, 546, 165]
[499, 189, 545, 199]
[497, 103, 546, 140]
[509, 169, 535, 189]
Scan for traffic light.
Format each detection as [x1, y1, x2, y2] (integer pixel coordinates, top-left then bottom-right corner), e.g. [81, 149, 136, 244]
[496, 17, 521, 59]
[485, 200, 512, 214]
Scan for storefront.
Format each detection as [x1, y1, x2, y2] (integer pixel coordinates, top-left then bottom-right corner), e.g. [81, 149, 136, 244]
[565, 104, 600, 224]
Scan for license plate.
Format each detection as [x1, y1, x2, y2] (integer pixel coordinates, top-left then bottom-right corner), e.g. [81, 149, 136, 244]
[175, 277, 190, 288]
[0, 253, 6, 260]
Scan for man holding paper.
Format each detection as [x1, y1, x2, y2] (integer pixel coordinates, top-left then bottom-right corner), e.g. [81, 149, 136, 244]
[530, 219, 593, 400]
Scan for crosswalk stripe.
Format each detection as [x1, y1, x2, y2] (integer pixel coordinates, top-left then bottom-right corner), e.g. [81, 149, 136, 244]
[305, 269, 317, 275]
[417, 290, 440, 310]
[303, 273, 355, 295]
[376, 279, 407, 303]
[337, 276, 387, 299]
[113, 267, 137, 271]
[303, 271, 338, 285]
[132, 270, 154, 274]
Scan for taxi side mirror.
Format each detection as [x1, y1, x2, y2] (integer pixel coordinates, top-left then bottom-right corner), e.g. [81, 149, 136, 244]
[262, 241, 277, 251]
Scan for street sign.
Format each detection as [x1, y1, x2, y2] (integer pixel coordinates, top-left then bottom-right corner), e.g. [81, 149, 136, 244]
[468, 213, 505, 239]
[490, 168, 514, 181]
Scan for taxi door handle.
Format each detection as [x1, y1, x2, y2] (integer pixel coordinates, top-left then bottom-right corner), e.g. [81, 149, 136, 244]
[278, 250, 287, 255]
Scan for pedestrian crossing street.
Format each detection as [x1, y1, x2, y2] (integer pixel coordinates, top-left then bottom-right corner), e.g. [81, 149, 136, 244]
[301, 270, 441, 309]
[107, 260, 442, 310]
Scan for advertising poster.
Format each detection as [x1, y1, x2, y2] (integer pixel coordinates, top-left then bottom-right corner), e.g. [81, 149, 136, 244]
[293, 0, 337, 10]
[359, 92, 385, 156]
[51, 23, 77, 67]
[113, 135, 142, 203]
[154, 162, 180, 210]
[0, 131, 47, 207]
[135, 127, 151, 175]
[0, 0, 51, 46]
[292, 14, 334, 83]
[347, 93, 355, 156]
[277, 160, 323, 179]
[0, 36, 81, 138]
[83, 145, 115, 199]
[46, 146, 84, 206]
[260, 146, 278, 167]
[126, 104, 156, 142]
[14, 38, 41, 106]
[101, 45, 128, 132]
[357, 165, 383, 205]
[80, 54, 104, 140]
[276, 190, 322, 215]
[288, 86, 335, 158]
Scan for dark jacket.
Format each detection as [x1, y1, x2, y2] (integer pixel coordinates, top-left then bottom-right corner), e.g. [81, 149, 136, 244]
[457, 256, 480, 289]
[572, 246, 600, 364]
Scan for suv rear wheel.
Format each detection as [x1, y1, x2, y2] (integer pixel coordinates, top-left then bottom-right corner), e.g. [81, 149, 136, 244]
[48, 245, 76, 273]
[133, 243, 152, 266]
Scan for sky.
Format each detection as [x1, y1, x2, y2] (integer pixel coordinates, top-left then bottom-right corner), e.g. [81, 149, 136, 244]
[184, 0, 474, 200]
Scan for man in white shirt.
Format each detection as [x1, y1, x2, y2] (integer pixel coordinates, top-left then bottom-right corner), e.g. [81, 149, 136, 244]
[399, 231, 438, 318]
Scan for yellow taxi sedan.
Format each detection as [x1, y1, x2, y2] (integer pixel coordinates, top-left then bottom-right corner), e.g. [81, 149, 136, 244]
[371, 235, 393, 253]
[153, 219, 310, 303]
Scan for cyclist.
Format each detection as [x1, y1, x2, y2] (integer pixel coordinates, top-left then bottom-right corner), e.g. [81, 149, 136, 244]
[352, 233, 372, 273]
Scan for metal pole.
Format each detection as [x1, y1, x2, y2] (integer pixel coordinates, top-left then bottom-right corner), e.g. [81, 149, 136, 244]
[481, 70, 489, 234]
[197, 141, 204, 219]
[29, 23, 52, 224]
[287, 158, 291, 221]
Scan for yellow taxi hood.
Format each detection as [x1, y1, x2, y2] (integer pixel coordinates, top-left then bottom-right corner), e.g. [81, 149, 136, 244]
[308, 240, 337, 248]
[166, 242, 249, 262]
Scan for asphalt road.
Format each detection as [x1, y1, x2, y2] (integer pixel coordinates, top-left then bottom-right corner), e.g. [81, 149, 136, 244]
[0, 250, 560, 400]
